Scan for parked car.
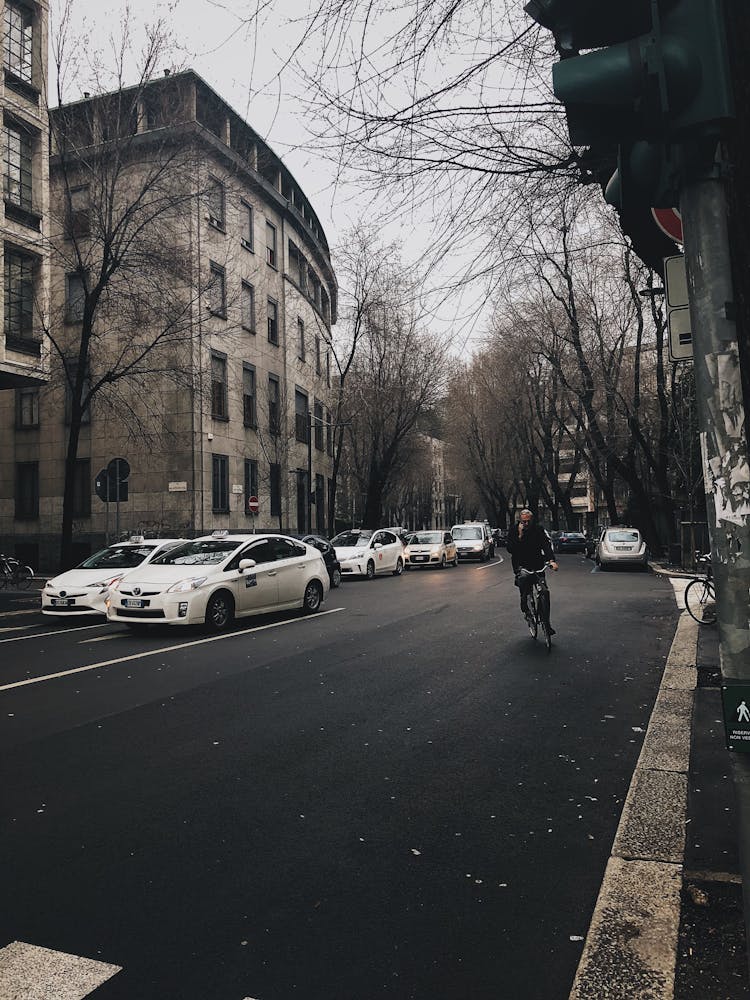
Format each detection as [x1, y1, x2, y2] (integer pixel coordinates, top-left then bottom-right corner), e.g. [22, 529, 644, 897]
[595, 527, 649, 570]
[287, 532, 342, 588]
[403, 530, 458, 569]
[106, 532, 330, 631]
[41, 536, 186, 617]
[451, 522, 493, 561]
[554, 531, 589, 554]
[331, 528, 404, 579]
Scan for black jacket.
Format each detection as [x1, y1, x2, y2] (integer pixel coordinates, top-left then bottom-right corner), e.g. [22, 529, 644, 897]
[506, 522, 554, 573]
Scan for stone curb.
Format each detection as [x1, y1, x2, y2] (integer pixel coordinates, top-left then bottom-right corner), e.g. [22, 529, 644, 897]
[570, 611, 699, 999]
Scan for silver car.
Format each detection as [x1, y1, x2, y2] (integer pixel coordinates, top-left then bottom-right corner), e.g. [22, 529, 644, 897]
[595, 527, 648, 570]
[404, 530, 458, 569]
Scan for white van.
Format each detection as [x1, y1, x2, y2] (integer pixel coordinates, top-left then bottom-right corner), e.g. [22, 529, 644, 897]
[451, 522, 493, 561]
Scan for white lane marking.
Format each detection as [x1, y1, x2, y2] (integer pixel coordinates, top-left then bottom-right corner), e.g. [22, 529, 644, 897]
[0, 608, 345, 693]
[477, 557, 504, 571]
[0, 624, 45, 634]
[0, 623, 106, 645]
[0, 941, 121, 998]
[82, 634, 122, 644]
[0, 608, 43, 618]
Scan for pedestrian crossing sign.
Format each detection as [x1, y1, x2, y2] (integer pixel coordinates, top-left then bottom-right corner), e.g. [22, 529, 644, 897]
[721, 684, 750, 751]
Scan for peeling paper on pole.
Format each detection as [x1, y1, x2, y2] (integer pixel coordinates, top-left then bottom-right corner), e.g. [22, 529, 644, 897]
[702, 350, 750, 528]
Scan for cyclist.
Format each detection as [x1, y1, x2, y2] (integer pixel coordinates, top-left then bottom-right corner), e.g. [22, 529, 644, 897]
[506, 509, 559, 633]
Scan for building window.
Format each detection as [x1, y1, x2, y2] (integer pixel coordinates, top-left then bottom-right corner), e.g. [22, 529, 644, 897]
[289, 241, 307, 290]
[4, 123, 32, 209]
[315, 334, 321, 375]
[314, 399, 324, 451]
[241, 280, 255, 332]
[315, 473, 325, 533]
[65, 185, 90, 239]
[242, 363, 256, 427]
[211, 351, 228, 419]
[72, 458, 91, 518]
[208, 262, 226, 317]
[241, 200, 254, 250]
[207, 176, 225, 229]
[65, 272, 85, 322]
[326, 350, 331, 388]
[266, 221, 277, 267]
[295, 389, 309, 443]
[4, 248, 35, 343]
[15, 460, 38, 520]
[244, 459, 258, 513]
[297, 317, 305, 361]
[326, 407, 333, 456]
[16, 387, 38, 427]
[212, 454, 229, 513]
[267, 298, 278, 345]
[269, 462, 281, 517]
[268, 374, 280, 435]
[321, 289, 330, 324]
[4, 2, 33, 84]
[64, 359, 91, 425]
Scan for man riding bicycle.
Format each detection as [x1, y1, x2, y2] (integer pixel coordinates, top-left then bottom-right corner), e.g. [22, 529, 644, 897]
[506, 509, 559, 634]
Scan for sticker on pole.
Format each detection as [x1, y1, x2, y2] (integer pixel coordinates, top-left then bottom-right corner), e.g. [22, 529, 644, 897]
[721, 685, 750, 751]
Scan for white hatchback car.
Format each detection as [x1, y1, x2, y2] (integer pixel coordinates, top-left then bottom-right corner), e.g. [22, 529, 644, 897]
[331, 528, 405, 579]
[596, 527, 649, 570]
[41, 537, 186, 617]
[404, 530, 458, 569]
[106, 532, 330, 631]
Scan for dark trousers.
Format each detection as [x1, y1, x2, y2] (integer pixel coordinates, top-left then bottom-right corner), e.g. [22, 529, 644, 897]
[518, 573, 534, 614]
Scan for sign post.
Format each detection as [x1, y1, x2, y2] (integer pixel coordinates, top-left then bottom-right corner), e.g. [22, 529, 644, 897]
[247, 495, 259, 532]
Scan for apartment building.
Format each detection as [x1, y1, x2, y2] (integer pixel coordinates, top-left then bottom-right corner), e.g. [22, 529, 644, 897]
[0, 0, 49, 390]
[0, 70, 336, 570]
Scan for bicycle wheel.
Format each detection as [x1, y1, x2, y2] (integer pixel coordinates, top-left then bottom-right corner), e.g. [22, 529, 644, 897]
[525, 592, 538, 639]
[537, 588, 552, 650]
[0, 569, 8, 590]
[14, 565, 33, 590]
[685, 578, 717, 625]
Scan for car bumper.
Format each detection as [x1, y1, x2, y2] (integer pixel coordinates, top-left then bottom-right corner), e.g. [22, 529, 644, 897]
[42, 591, 108, 616]
[107, 592, 207, 626]
[455, 548, 485, 560]
[599, 550, 648, 566]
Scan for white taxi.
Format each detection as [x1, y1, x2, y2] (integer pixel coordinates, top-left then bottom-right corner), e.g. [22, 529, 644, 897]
[331, 528, 404, 579]
[106, 532, 330, 631]
[404, 530, 458, 569]
[41, 537, 186, 617]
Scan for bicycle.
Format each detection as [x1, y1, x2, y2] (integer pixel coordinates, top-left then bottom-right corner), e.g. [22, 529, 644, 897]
[0, 553, 34, 590]
[518, 563, 556, 651]
[684, 552, 716, 626]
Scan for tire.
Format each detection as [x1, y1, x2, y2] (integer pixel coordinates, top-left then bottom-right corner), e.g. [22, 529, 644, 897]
[0, 571, 7, 591]
[537, 590, 552, 650]
[526, 595, 538, 640]
[452, 554, 459, 567]
[366, 560, 376, 580]
[302, 579, 323, 613]
[393, 557, 404, 576]
[685, 578, 717, 625]
[14, 565, 33, 589]
[204, 590, 234, 632]
[440, 555, 447, 569]
[331, 567, 342, 589]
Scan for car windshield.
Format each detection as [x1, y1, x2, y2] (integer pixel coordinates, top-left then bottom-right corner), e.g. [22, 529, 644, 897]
[607, 530, 640, 543]
[452, 526, 482, 540]
[332, 530, 373, 548]
[411, 531, 442, 544]
[78, 545, 156, 569]
[563, 533, 585, 540]
[151, 539, 239, 565]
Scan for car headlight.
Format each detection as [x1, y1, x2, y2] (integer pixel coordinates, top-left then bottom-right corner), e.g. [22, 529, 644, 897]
[91, 574, 124, 589]
[166, 577, 208, 593]
[431, 546, 441, 555]
[472, 543, 482, 551]
[404, 547, 412, 557]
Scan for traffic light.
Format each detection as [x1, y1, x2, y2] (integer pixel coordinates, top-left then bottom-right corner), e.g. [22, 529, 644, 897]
[525, 0, 734, 150]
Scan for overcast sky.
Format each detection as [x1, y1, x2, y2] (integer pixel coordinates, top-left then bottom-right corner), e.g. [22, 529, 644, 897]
[52, 0, 503, 353]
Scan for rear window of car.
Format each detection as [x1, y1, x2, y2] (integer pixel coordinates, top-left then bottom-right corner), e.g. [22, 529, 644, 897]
[606, 530, 640, 543]
[453, 526, 482, 540]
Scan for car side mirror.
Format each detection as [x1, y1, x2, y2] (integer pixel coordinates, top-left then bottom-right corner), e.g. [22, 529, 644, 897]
[373, 542, 382, 549]
[239, 558, 257, 572]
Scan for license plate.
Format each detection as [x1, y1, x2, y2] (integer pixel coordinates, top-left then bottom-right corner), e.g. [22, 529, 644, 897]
[413, 555, 428, 562]
[51, 598, 73, 606]
[615, 546, 632, 551]
[123, 598, 146, 609]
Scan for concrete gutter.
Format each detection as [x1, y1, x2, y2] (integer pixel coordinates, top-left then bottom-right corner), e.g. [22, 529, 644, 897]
[569, 608, 699, 999]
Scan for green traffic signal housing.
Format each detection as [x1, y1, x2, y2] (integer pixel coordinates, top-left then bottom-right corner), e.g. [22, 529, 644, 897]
[523, 0, 652, 51]
[549, 0, 734, 148]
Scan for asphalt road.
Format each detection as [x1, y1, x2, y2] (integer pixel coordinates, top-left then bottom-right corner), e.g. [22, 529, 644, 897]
[0, 555, 679, 1000]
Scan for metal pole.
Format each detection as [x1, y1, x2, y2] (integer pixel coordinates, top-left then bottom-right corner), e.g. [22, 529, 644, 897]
[681, 170, 750, 949]
[307, 409, 313, 533]
[115, 458, 121, 540]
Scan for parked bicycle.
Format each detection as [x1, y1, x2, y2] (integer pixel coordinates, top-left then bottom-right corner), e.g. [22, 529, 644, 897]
[684, 552, 716, 626]
[0, 553, 34, 590]
[518, 563, 556, 651]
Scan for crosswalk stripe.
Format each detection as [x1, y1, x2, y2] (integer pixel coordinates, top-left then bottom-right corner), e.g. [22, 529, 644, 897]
[0, 941, 121, 998]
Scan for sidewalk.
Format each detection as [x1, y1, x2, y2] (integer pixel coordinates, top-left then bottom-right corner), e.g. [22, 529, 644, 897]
[570, 567, 749, 999]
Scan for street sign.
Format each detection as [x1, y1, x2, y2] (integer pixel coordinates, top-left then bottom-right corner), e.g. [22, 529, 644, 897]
[722, 685, 750, 751]
[247, 495, 260, 515]
[107, 457, 130, 481]
[652, 207, 683, 245]
[664, 254, 692, 362]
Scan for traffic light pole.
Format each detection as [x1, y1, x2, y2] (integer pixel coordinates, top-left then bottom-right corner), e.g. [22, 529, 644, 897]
[680, 168, 750, 949]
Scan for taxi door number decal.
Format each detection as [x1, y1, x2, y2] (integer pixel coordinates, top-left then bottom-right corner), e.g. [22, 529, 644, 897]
[245, 574, 257, 588]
